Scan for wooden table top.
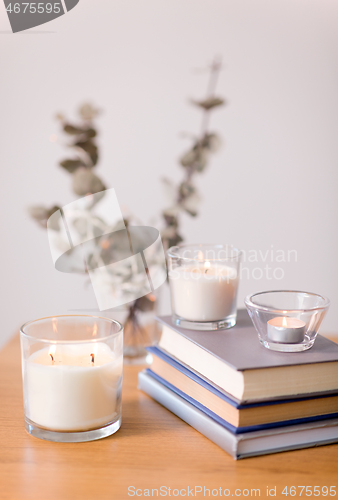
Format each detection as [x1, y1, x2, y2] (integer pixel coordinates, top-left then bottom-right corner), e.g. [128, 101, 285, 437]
[1, 334, 337, 500]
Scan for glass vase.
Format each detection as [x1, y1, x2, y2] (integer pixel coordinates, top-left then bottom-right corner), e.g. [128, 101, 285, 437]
[103, 292, 160, 364]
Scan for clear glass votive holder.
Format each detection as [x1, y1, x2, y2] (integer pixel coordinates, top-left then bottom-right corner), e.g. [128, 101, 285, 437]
[20, 315, 123, 442]
[167, 244, 242, 330]
[245, 291, 330, 352]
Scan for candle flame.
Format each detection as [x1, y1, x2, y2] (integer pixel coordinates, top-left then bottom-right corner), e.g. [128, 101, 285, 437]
[198, 251, 204, 261]
[49, 345, 56, 364]
[204, 261, 211, 274]
[282, 317, 288, 327]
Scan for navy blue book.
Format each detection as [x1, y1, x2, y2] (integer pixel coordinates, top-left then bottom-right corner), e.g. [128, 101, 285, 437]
[146, 345, 338, 433]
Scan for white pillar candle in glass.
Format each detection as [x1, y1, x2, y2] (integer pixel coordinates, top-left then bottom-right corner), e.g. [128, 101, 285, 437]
[26, 343, 122, 432]
[167, 244, 242, 330]
[20, 315, 123, 442]
[267, 316, 306, 344]
[170, 262, 238, 321]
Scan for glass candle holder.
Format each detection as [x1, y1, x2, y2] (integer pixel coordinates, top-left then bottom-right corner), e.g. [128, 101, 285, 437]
[20, 315, 123, 442]
[245, 291, 330, 352]
[167, 244, 242, 330]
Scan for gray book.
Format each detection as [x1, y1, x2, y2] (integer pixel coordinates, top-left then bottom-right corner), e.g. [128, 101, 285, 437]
[157, 311, 338, 403]
[138, 370, 338, 460]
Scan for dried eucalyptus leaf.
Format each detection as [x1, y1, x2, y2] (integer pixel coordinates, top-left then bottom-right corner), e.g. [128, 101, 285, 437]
[79, 103, 100, 121]
[162, 213, 178, 228]
[184, 209, 197, 217]
[85, 128, 97, 139]
[28, 205, 48, 221]
[167, 233, 183, 248]
[59, 159, 84, 173]
[161, 226, 178, 240]
[201, 132, 222, 152]
[180, 149, 197, 167]
[28, 205, 60, 229]
[72, 169, 106, 196]
[134, 295, 156, 313]
[191, 97, 225, 110]
[46, 205, 62, 229]
[180, 147, 208, 172]
[194, 147, 208, 172]
[179, 181, 195, 199]
[63, 124, 88, 135]
[75, 140, 98, 166]
[162, 205, 181, 217]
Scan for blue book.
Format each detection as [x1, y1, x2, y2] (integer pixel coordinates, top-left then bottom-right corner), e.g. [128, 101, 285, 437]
[138, 370, 338, 460]
[146, 345, 338, 432]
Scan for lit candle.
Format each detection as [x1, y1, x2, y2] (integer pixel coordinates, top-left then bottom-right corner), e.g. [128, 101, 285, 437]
[169, 260, 238, 322]
[267, 317, 306, 344]
[24, 342, 122, 432]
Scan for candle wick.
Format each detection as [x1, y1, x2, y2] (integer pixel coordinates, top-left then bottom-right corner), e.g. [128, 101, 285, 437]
[205, 269, 208, 274]
[49, 353, 54, 364]
[90, 353, 95, 366]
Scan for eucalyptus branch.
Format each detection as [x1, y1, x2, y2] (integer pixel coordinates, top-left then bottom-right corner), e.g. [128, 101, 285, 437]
[28, 59, 226, 318]
[161, 57, 225, 249]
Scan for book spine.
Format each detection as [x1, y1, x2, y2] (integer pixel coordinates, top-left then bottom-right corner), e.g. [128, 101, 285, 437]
[138, 370, 239, 460]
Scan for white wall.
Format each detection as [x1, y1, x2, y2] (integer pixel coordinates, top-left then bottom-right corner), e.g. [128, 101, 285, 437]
[1, 0, 337, 348]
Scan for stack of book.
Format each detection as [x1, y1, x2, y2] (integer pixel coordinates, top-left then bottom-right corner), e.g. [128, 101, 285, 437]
[138, 310, 338, 459]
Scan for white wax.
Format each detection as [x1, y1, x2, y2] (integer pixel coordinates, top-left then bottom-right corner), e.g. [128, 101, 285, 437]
[267, 317, 306, 344]
[24, 343, 122, 432]
[169, 264, 238, 322]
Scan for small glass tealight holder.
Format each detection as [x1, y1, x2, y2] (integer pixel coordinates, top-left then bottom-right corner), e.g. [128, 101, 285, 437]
[20, 315, 123, 442]
[167, 244, 242, 330]
[245, 291, 330, 352]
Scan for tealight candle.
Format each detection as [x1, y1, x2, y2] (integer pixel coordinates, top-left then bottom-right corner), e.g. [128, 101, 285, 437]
[267, 317, 306, 344]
